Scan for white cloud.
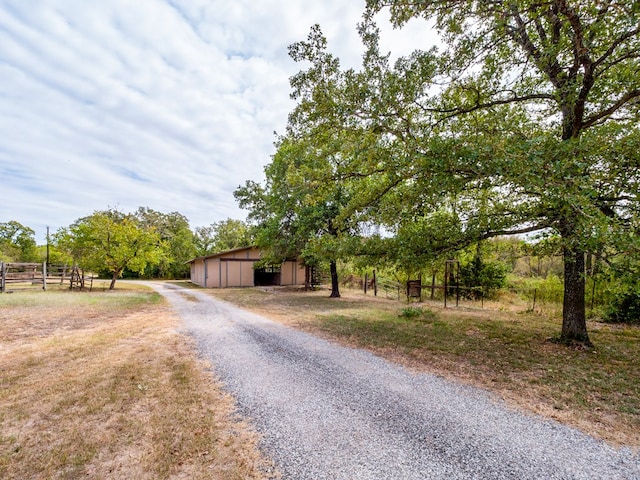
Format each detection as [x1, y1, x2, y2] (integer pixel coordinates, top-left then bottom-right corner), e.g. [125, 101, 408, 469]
[0, 0, 438, 243]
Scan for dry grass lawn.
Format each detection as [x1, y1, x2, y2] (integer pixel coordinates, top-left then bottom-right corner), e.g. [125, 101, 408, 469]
[0, 287, 276, 480]
[198, 283, 640, 450]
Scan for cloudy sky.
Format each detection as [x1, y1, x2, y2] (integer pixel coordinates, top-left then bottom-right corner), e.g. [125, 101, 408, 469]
[1, 0, 433, 242]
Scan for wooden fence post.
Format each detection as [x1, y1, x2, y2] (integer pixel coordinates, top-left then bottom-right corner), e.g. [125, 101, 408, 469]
[443, 262, 448, 308]
[373, 270, 377, 297]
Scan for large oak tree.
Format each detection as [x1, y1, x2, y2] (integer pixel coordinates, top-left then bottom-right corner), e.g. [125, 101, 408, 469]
[351, 0, 640, 345]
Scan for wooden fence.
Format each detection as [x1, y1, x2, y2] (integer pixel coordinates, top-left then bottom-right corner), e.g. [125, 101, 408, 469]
[1, 263, 94, 292]
[1, 262, 46, 292]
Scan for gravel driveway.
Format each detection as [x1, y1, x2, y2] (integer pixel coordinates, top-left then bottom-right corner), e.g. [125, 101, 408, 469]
[149, 282, 639, 480]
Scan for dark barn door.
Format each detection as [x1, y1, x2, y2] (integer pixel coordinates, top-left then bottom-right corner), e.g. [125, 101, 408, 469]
[254, 266, 281, 286]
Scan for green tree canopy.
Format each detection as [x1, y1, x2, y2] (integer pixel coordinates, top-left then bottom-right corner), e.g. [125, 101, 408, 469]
[55, 209, 165, 289]
[0, 221, 38, 262]
[193, 218, 251, 257]
[134, 207, 196, 278]
[235, 129, 360, 298]
[365, 0, 640, 345]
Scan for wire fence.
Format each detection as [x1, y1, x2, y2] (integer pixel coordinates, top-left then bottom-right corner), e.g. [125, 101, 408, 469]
[353, 273, 566, 316]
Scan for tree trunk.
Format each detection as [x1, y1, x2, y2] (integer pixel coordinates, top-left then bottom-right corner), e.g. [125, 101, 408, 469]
[109, 268, 123, 290]
[329, 260, 340, 298]
[560, 245, 592, 346]
[304, 265, 311, 291]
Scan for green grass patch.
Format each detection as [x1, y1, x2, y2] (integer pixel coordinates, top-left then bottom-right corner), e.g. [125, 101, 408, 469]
[0, 289, 162, 310]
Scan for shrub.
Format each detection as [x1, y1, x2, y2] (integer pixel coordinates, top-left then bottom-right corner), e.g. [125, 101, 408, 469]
[459, 257, 508, 298]
[604, 289, 640, 324]
[398, 306, 436, 320]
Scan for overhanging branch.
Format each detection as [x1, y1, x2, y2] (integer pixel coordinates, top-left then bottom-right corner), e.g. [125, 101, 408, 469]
[582, 89, 640, 129]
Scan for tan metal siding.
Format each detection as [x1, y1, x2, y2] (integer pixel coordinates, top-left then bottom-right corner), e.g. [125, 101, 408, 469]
[280, 259, 305, 286]
[191, 259, 206, 287]
[225, 261, 238, 287]
[241, 261, 254, 287]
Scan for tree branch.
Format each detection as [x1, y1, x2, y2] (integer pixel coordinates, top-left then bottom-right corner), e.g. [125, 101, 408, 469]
[479, 222, 550, 240]
[425, 92, 553, 126]
[582, 89, 640, 129]
[593, 25, 640, 70]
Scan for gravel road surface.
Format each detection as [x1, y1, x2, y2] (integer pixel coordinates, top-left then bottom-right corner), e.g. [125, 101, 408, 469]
[150, 282, 639, 480]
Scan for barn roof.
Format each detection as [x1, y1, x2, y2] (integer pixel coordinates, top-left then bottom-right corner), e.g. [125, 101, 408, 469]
[186, 245, 257, 264]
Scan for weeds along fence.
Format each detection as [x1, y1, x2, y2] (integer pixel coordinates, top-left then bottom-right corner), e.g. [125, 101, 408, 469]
[512, 285, 563, 315]
[358, 272, 566, 315]
[372, 281, 491, 308]
[376, 279, 403, 300]
[1, 263, 94, 292]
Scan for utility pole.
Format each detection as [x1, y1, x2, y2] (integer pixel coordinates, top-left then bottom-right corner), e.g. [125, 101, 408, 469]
[46, 226, 50, 267]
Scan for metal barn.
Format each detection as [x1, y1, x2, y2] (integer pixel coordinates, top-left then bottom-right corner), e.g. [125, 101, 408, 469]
[187, 246, 305, 288]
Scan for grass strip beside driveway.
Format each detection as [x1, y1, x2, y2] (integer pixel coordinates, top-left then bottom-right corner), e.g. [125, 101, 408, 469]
[0, 288, 272, 480]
